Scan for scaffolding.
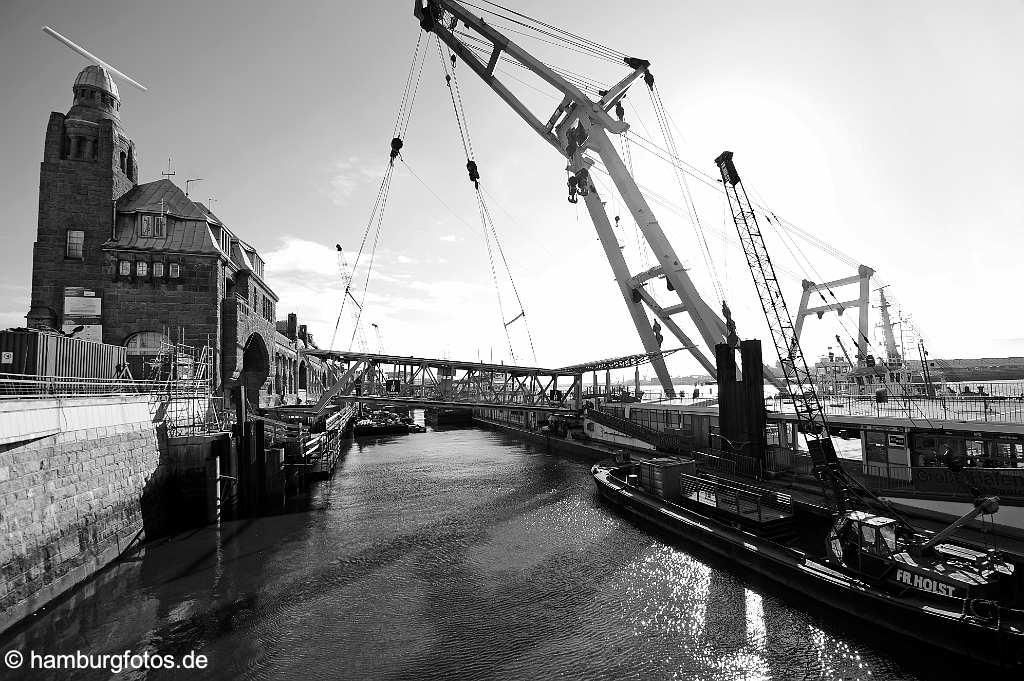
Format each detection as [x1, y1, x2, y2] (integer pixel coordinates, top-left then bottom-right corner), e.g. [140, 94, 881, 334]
[146, 340, 222, 436]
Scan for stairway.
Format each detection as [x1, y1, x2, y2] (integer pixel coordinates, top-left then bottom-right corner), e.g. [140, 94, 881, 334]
[586, 408, 688, 452]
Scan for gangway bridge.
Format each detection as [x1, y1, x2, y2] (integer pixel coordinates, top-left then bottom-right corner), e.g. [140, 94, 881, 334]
[287, 348, 685, 416]
[298, 350, 584, 414]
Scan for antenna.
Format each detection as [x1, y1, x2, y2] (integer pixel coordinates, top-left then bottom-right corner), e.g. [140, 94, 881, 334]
[185, 178, 204, 197]
[161, 158, 175, 180]
[42, 26, 148, 92]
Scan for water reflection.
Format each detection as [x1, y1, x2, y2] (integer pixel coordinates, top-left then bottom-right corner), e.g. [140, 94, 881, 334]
[0, 428, 957, 680]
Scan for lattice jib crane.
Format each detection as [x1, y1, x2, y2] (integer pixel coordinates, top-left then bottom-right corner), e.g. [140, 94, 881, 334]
[335, 245, 369, 353]
[715, 151, 849, 512]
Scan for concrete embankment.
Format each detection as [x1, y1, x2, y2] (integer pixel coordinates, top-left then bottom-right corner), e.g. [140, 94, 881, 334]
[0, 396, 224, 636]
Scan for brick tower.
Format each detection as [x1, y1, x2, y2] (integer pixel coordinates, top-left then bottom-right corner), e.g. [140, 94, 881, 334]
[26, 65, 138, 337]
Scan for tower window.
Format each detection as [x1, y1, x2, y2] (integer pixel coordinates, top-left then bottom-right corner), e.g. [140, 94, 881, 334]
[169, 263, 180, 278]
[153, 216, 166, 238]
[65, 230, 84, 259]
[119, 260, 132, 276]
[136, 261, 148, 277]
[120, 152, 126, 172]
[140, 215, 153, 237]
[153, 262, 164, 278]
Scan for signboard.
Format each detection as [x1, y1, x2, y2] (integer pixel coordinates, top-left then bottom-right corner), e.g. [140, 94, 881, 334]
[62, 287, 102, 342]
[1, 351, 12, 365]
[915, 467, 1024, 501]
[888, 434, 907, 448]
[63, 288, 101, 316]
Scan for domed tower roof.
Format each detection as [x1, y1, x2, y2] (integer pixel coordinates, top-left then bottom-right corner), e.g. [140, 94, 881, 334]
[74, 64, 119, 100]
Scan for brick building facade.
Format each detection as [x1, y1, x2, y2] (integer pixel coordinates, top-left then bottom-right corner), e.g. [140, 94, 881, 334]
[25, 66, 331, 406]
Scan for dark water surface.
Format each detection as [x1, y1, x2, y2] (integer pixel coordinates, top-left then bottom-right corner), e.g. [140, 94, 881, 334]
[3, 426, 976, 680]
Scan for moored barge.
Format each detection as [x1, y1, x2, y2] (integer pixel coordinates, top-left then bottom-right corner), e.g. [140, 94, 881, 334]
[593, 458, 1024, 669]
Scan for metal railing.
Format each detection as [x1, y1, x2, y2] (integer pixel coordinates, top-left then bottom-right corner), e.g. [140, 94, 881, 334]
[679, 472, 792, 522]
[769, 390, 1024, 424]
[0, 372, 211, 399]
[764, 446, 816, 476]
[764, 447, 917, 492]
[690, 450, 738, 477]
[839, 459, 915, 491]
[586, 407, 690, 451]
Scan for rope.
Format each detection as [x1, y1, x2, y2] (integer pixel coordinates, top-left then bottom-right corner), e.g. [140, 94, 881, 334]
[331, 32, 426, 349]
[393, 33, 424, 139]
[432, 37, 538, 364]
[475, 193, 516, 362]
[329, 167, 392, 349]
[350, 166, 396, 351]
[648, 83, 724, 305]
[454, 30, 611, 95]
[460, 0, 626, 64]
[479, 194, 538, 363]
[436, 36, 474, 159]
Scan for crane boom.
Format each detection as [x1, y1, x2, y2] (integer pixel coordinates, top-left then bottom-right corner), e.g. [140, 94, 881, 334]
[414, 0, 785, 393]
[335, 245, 369, 353]
[715, 151, 847, 511]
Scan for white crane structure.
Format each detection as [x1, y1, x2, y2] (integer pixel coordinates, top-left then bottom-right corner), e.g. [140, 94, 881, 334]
[414, 0, 784, 397]
[794, 265, 875, 366]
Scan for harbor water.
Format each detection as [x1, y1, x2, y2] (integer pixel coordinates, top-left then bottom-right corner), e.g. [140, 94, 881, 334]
[1, 423, 977, 680]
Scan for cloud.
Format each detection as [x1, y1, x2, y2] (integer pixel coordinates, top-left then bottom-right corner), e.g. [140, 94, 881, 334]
[439, 234, 458, 242]
[396, 255, 417, 264]
[328, 157, 385, 206]
[265, 237, 339, 278]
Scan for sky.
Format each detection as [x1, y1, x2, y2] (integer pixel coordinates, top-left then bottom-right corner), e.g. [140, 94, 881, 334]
[1, 0, 1022, 382]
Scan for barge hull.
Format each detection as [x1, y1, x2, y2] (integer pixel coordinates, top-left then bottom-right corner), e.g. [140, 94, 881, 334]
[593, 467, 1023, 669]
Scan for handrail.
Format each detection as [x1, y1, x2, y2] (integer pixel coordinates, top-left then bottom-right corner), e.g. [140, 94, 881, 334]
[586, 407, 689, 451]
[679, 472, 791, 521]
[0, 372, 211, 398]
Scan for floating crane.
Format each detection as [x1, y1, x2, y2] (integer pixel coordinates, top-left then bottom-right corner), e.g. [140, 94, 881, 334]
[413, 0, 784, 396]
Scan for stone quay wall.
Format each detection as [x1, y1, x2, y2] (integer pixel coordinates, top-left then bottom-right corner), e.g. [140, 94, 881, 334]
[0, 397, 159, 635]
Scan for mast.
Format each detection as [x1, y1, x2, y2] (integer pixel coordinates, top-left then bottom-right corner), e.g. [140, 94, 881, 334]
[876, 286, 901, 366]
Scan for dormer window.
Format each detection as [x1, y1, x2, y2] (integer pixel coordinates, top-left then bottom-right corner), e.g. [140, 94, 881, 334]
[140, 214, 167, 238]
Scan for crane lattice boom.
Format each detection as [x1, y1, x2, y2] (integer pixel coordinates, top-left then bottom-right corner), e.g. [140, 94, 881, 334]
[715, 151, 846, 510]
